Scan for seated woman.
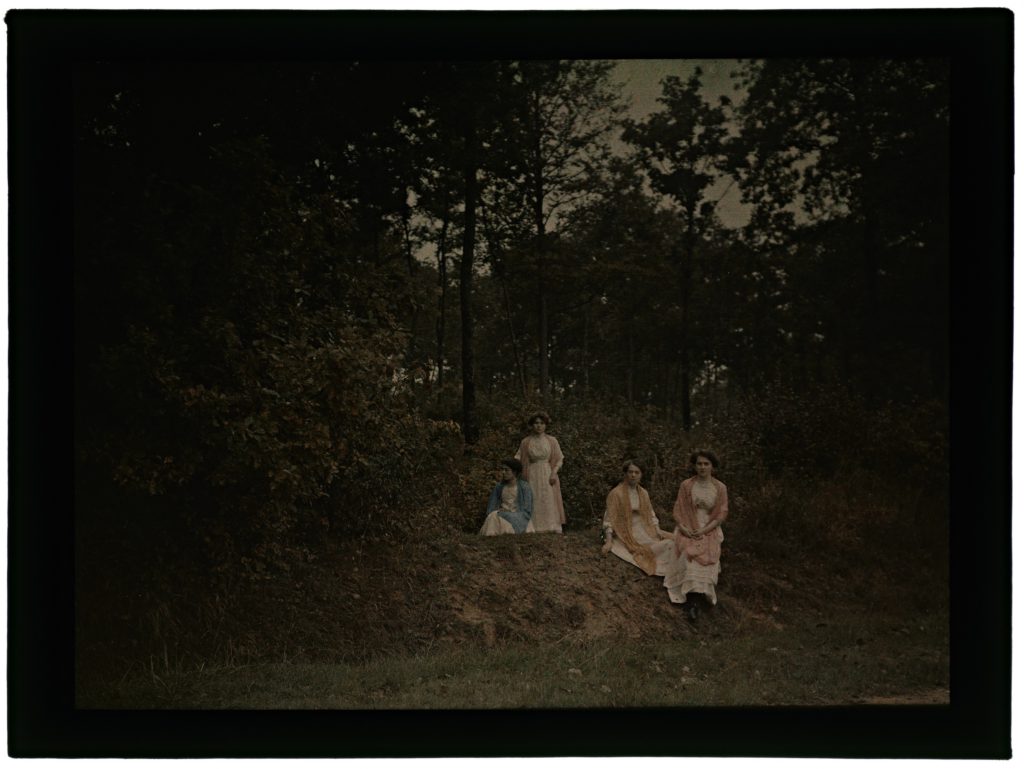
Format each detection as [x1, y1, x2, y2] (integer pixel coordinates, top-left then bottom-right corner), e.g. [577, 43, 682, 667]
[601, 460, 676, 578]
[479, 458, 534, 536]
[664, 449, 729, 622]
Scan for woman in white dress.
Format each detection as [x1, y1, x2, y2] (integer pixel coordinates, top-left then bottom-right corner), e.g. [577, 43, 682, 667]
[601, 461, 676, 580]
[664, 450, 729, 622]
[514, 413, 565, 533]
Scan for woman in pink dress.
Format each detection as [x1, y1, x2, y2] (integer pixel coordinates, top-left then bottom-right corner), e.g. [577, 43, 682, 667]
[664, 449, 729, 622]
[515, 412, 566, 533]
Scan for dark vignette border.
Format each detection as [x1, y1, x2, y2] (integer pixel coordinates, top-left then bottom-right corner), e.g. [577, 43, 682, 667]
[9, 8, 1011, 758]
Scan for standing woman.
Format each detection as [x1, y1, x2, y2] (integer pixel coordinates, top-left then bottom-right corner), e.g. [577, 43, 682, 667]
[515, 412, 566, 533]
[665, 450, 729, 621]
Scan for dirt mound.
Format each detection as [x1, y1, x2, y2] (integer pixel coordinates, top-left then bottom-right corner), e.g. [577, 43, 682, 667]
[76, 521, 948, 712]
[207, 529, 813, 666]
[439, 531, 849, 646]
[441, 531, 694, 647]
[78, 521, 936, 681]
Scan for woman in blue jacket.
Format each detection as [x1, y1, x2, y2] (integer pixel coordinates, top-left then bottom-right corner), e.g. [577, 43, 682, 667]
[479, 458, 534, 535]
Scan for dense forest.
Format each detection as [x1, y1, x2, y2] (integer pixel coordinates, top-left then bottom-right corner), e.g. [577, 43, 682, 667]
[72, 57, 952, 687]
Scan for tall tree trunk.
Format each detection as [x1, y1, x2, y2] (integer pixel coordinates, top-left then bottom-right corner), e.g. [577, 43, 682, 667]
[663, 342, 671, 417]
[582, 302, 590, 400]
[402, 206, 416, 277]
[670, 361, 681, 422]
[678, 220, 695, 431]
[460, 123, 480, 445]
[532, 90, 550, 399]
[480, 197, 528, 400]
[435, 210, 450, 389]
[626, 316, 635, 406]
[538, 292, 549, 397]
[500, 274, 528, 399]
[401, 207, 420, 371]
[861, 208, 880, 402]
[372, 211, 381, 264]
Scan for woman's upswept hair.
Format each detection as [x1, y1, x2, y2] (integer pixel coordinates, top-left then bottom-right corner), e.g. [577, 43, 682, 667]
[501, 458, 523, 476]
[688, 449, 720, 471]
[621, 459, 644, 476]
[526, 412, 551, 428]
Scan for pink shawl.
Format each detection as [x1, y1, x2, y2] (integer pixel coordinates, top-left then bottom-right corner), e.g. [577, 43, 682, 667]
[672, 476, 728, 566]
[516, 434, 566, 524]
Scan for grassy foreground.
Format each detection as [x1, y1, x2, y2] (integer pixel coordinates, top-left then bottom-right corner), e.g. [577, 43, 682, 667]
[81, 605, 947, 709]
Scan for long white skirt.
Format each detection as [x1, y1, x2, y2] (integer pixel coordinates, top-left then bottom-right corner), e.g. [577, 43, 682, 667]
[477, 511, 512, 536]
[479, 511, 536, 536]
[608, 512, 677, 576]
[663, 508, 722, 605]
[526, 461, 562, 533]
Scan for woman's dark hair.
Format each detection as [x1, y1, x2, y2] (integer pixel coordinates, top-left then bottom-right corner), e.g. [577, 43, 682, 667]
[621, 459, 644, 476]
[688, 449, 720, 470]
[619, 459, 649, 489]
[501, 458, 523, 476]
[526, 412, 550, 427]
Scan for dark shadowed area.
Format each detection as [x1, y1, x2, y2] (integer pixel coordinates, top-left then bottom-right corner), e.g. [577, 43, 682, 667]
[20, 8, 1005, 758]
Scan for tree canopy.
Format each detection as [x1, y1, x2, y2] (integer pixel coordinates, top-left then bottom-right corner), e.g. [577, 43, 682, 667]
[73, 56, 950, 577]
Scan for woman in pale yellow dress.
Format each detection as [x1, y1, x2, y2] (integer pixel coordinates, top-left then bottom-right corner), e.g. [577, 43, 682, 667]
[601, 461, 676, 580]
[514, 412, 565, 533]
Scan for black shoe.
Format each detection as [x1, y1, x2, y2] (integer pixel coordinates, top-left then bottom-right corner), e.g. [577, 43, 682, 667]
[686, 603, 700, 622]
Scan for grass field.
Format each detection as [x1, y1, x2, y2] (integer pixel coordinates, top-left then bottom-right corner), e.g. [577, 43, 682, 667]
[78, 530, 948, 710]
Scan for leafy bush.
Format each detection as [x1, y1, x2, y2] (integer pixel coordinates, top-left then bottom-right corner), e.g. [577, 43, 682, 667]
[688, 382, 948, 565]
[77, 137, 463, 579]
